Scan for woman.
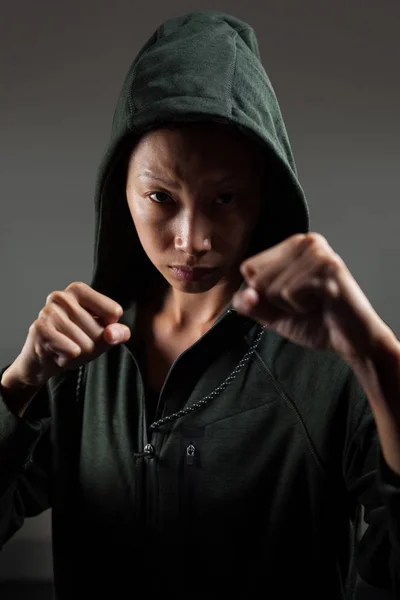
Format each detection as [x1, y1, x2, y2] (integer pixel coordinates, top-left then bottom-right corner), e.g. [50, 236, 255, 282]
[0, 10, 399, 599]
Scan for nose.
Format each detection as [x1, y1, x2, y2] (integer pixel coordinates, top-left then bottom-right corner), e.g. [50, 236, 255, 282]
[174, 211, 212, 254]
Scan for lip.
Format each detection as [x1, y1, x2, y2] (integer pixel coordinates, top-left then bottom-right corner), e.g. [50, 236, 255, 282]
[169, 266, 217, 282]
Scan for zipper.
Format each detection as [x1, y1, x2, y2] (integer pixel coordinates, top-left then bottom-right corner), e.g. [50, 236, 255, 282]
[181, 431, 204, 528]
[150, 308, 238, 424]
[149, 323, 265, 433]
[186, 443, 196, 465]
[183, 441, 199, 514]
[101, 346, 156, 547]
[182, 441, 197, 514]
[134, 443, 154, 459]
[76, 303, 248, 557]
[73, 303, 251, 588]
[180, 431, 204, 586]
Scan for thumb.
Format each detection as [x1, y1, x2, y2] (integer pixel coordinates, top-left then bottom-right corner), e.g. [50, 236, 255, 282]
[104, 323, 131, 345]
[232, 287, 260, 313]
[232, 286, 288, 324]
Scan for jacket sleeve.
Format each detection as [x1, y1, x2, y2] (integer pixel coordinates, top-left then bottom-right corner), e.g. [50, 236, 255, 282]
[0, 364, 53, 548]
[343, 370, 400, 596]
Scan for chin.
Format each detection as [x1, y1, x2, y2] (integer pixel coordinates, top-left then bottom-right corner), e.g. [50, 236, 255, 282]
[163, 267, 223, 293]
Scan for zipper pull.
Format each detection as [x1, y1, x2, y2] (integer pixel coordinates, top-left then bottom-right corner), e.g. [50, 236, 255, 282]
[134, 443, 154, 459]
[144, 443, 154, 457]
[186, 443, 196, 465]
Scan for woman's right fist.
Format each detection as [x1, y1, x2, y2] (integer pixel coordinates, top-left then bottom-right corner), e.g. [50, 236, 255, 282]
[14, 281, 131, 387]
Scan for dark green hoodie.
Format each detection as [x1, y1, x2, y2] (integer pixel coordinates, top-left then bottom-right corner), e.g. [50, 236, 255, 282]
[0, 10, 399, 599]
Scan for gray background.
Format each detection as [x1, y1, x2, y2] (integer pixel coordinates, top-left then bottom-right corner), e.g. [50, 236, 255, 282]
[1, 0, 399, 585]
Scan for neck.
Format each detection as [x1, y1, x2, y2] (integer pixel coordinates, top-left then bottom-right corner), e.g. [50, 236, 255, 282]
[155, 273, 243, 331]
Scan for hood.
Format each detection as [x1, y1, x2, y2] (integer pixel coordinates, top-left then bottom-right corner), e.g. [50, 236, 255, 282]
[89, 9, 310, 309]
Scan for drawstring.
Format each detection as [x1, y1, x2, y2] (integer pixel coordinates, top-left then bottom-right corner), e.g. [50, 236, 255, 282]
[76, 365, 85, 403]
[149, 326, 265, 432]
[75, 325, 266, 433]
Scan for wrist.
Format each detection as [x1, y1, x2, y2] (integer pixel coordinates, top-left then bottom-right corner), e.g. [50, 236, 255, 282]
[344, 321, 399, 372]
[347, 328, 400, 418]
[1, 361, 45, 417]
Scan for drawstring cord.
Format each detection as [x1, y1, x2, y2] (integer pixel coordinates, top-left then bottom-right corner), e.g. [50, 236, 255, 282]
[149, 326, 265, 432]
[75, 325, 266, 435]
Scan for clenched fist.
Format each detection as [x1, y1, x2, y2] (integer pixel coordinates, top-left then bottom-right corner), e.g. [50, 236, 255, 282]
[232, 233, 394, 363]
[8, 281, 131, 390]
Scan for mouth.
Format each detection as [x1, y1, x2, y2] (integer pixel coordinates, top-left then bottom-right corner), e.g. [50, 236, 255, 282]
[169, 266, 217, 282]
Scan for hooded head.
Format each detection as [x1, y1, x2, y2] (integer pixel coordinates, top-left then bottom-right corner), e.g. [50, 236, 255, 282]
[89, 10, 310, 309]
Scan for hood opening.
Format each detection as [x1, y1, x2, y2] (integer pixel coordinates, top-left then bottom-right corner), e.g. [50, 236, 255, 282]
[88, 11, 310, 310]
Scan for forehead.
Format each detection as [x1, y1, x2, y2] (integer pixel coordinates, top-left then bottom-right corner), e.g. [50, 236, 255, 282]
[128, 122, 265, 177]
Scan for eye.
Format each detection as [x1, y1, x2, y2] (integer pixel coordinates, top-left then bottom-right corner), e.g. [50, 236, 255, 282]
[216, 193, 235, 205]
[148, 191, 173, 204]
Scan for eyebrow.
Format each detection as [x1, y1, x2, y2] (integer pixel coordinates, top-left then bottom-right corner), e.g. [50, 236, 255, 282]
[137, 170, 239, 187]
[137, 170, 179, 188]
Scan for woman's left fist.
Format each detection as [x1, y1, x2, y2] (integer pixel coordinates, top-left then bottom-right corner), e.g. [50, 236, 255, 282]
[233, 233, 394, 362]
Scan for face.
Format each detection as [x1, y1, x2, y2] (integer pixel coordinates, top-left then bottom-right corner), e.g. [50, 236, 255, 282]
[125, 122, 265, 293]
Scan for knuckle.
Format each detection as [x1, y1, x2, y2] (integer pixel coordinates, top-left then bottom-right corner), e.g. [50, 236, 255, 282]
[32, 318, 46, 336]
[293, 234, 314, 255]
[37, 307, 48, 321]
[240, 258, 251, 271]
[46, 292, 76, 320]
[113, 304, 123, 319]
[41, 305, 66, 332]
[66, 281, 86, 294]
[45, 291, 55, 304]
[241, 259, 258, 280]
[300, 233, 330, 255]
[41, 302, 61, 323]
[324, 255, 342, 275]
[306, 241, 336, 265]
[29, 320, 38, 334]
[32, 319, 48, 338]
[46, 290, 65, 305]
[293, 233, 308, 247]
[35, 334, 52, 356]
[305, 232, 326, 245]
[35, 322, 51, 343]
[280, 285, 291, 301]
[34, 342, 46, 360]
[295, 233, 308, 242]
[69, 345, 82, 359]
[312, 248, 330, 263]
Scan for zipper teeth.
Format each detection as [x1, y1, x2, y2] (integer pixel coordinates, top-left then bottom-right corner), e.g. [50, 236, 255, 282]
[149, 326, 266, 432]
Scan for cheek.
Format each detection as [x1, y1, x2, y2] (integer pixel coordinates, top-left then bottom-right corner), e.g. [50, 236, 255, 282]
[128, 200, 172, 253]
[218, 209, 260, 260]
[219, 211, 253, 244]
[135, 221, 170, 255]
[128, 196, 152, 224]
